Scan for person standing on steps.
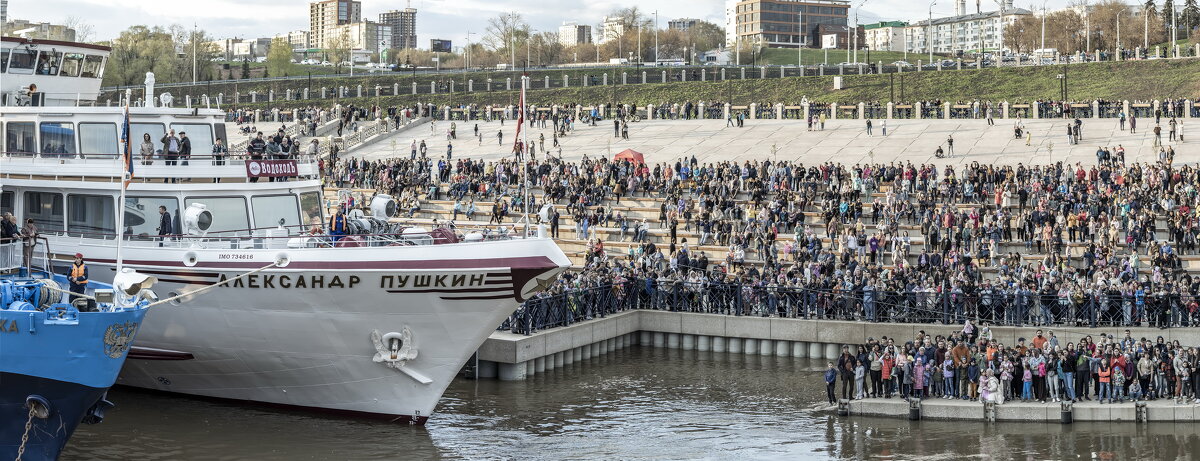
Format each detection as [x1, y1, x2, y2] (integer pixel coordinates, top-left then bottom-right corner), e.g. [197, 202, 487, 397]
[866, 119, 873, 136]
[946, 135, 954, 156]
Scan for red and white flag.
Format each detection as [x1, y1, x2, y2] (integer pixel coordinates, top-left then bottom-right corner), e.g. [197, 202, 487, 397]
[512, 75, 526, 155]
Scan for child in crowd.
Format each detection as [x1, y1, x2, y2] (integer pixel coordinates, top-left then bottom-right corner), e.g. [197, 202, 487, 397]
[1022, 359, 1034, 402]
[854, 360, 866, 400]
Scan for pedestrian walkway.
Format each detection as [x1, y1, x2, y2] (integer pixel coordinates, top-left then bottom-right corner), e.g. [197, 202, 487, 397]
[352, 118, 1184, 166]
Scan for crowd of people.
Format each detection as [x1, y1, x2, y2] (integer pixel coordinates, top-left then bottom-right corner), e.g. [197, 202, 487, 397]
[296, 94, 1200, 334]
[824, 325, 1200, 407]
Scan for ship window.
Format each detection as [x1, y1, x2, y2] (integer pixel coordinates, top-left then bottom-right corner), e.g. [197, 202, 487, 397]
[23, 191, 65, 233]
[123, 197, 180, 240]
[81, 55, 105, 79]
[170, 123, 213, 158]
[130, 123, 165, 154]
[1, 50, 8, 72]
[0, 192, 12, 216]
[39, 123, 76, 155]
[8, 49, 36, 73]
[67, 194, 116, 238]
[36, 50, 62, 76]
[5, 122, 36, 154]
[299, 192, 323, 228]
[184, 196, 249, 236]
[252, 195, 300, 230]
[79, 123, 118, 155]
[214, 123, 227, 147]
[60, 53, 85, 77]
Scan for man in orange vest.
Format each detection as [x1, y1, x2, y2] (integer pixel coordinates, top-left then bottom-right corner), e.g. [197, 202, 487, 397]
[67, 253, 88, 302]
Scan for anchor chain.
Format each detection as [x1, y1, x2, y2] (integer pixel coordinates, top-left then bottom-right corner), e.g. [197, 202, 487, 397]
[15, 406, 35, 461]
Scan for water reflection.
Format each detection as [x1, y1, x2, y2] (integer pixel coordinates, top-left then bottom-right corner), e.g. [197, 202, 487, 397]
[68, 347, 1191, 460]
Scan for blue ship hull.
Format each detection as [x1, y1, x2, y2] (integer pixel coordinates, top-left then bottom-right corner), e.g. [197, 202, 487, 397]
[0, 372, 109, 461]
[0, 275, 149, 461]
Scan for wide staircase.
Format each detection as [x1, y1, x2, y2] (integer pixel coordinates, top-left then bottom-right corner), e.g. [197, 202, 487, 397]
[324, 183, 1200, 276]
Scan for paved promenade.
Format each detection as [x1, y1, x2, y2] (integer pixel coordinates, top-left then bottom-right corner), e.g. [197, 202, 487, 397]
[356, 118, 1188, 165]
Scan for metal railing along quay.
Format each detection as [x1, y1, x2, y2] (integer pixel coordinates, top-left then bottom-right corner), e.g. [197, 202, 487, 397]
[503, 278, 1200, 336]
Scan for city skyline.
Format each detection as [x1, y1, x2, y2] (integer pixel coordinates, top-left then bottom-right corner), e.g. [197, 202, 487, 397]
[8, 0, 1134, 49]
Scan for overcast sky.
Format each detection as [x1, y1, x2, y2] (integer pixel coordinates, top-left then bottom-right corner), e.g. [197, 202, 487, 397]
[14, 0, 1102, 47]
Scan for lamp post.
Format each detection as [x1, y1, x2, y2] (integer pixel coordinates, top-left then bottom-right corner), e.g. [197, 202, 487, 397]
[852, 0, 868, 63]
[1116, 10, 1122, 60]
[1039, 0, 1048, 62]
[654, 10, 659, 64]
[928, 1, 936, 64]
[797, 2, 804, 66]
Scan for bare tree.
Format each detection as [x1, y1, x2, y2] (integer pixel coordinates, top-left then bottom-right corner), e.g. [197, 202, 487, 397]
[484, 12, 530, 53]
[62, 16, 95, 43]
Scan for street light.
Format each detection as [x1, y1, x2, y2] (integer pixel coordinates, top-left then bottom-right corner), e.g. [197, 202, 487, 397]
[928, 1, 936, 64]
[852, 0, 868, 64]
[1039, 0, 1048, 62]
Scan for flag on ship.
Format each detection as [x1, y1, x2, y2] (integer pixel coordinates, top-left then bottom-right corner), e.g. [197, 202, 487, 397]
[120, 105, 134, 189]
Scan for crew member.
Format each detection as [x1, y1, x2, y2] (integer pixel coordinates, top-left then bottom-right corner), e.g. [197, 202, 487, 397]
[157, 206, 174, 247]
[328, 208, 347, 242]
[67, 253, 88, 302]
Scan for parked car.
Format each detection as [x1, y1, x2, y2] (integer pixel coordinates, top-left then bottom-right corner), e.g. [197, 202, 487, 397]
[891, 60, 912, 67]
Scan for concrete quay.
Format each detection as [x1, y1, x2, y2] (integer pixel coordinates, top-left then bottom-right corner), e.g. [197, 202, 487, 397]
[845, 397, 1200, 423]
[476, 310, 1200, 381]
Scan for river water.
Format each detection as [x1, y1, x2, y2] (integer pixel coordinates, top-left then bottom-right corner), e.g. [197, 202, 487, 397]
[66, 347, 1195, 460]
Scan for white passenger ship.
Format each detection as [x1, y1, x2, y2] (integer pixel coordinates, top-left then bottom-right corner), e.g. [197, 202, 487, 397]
[0, 37, 568, 423]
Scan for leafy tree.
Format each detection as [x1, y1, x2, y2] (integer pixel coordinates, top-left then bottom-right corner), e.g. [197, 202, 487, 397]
[266, 37, 294, 77]
[1163, 0, 1178, 37]
[326, 30, 352, 74]
[103, 25, 214, 86]
[1185, 0, 1200, 30]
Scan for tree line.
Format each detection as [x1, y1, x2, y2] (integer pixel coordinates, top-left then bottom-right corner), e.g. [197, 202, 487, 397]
[1003, 0, 1199, 54]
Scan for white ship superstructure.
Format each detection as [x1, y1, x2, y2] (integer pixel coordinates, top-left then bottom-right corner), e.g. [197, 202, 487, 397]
[0, 36, 568, 422]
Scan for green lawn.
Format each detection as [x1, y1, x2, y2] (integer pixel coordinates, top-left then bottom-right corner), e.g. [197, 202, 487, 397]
[758, 47, 950, 66]
[155, 57, 1200, 109]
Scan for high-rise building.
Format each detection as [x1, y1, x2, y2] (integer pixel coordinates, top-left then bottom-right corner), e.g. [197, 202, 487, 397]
[668, 18, 700, 31]
[725, 0, 738, 47]
[1, 0, 8, 24]
[731, 0, 849, 49]
[309, 0, 361, 49]
[597, 16, 625, 44]
[557, 22, 592, 47]
[379, 8, 417, 50]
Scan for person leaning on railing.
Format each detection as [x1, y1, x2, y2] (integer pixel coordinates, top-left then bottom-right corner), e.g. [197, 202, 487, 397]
[20, 218, 38, 275]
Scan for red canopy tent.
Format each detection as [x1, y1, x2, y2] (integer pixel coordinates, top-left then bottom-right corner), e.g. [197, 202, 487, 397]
[613, 149, 645, 164]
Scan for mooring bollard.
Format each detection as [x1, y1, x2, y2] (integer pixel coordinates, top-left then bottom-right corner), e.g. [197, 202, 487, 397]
[1135, 401, 1148, 422]
[837, 399, 850, 416]
[1060, 400, 1073, 424]
[908, 398, 921, 420]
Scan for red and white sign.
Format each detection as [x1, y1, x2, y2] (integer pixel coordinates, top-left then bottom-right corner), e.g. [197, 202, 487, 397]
[245, 160, 298, 178]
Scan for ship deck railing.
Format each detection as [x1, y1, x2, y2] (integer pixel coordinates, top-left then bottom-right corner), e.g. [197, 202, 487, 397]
[45, 223, 522, 252]
[0, 151, 321, 181]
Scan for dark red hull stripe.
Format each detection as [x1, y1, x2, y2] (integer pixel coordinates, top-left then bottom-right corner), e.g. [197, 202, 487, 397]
[438, 294, 515, 300]
[84, 256, 556, 271]
[154, 278, 218, 286]
[386, 288, 514, 294]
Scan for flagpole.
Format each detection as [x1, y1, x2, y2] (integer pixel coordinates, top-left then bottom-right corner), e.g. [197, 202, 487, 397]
[520, 74, 529, 236]
[116, 106, 130, 273]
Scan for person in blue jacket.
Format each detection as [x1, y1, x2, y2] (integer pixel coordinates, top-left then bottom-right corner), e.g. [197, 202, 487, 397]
[825, 362, 838, 404]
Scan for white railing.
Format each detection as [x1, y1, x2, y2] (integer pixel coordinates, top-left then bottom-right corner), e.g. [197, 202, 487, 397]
[0, 241, 20, 271]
